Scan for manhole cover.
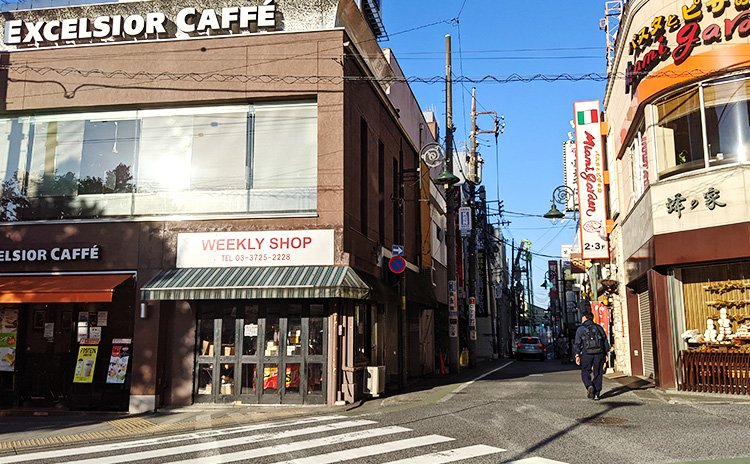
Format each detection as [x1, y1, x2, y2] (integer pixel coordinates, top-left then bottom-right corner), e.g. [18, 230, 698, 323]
[577, 416, 628, 425]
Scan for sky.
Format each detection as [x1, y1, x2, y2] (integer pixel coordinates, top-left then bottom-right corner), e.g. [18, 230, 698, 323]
[381, 1, 609, 308]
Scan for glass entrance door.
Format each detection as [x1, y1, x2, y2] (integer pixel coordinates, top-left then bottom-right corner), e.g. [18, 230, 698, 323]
[195, 301, 327, 405]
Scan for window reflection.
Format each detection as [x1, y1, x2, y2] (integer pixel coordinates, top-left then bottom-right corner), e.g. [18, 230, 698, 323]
[704, 77, 750, 166]
[0, 103, 317, 221]
[655, 88, 704, 179]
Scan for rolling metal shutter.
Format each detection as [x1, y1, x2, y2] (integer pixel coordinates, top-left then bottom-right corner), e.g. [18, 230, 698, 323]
[637, 278, 655, 378]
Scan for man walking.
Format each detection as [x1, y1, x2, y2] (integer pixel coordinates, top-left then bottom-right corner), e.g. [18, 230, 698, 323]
[573, 310, 610, 400]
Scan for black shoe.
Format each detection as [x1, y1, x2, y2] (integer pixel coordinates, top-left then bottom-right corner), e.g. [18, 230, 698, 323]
[587, 386, 595, 399]
[593, 392, 601, 400]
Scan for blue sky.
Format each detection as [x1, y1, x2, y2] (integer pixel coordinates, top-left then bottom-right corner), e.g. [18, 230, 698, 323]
[382, 1, 608, 307]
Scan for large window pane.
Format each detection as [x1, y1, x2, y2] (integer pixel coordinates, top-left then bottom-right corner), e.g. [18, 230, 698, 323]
[137, 107, 248, 194]
[0, 102, 318, 222]
[0, 118, 30, 221]
[703, 77, 750, 166]
[655, 88, 704, 179]
[253, 103, 316, 190]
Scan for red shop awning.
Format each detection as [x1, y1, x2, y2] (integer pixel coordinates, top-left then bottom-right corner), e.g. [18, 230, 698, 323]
[0, 274, 133, 303]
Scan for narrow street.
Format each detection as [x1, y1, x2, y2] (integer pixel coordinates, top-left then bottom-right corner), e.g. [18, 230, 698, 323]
[2, 359, 749, 463]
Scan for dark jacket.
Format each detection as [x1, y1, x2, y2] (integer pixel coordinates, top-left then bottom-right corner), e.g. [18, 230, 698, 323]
[573, 319, 610, 356]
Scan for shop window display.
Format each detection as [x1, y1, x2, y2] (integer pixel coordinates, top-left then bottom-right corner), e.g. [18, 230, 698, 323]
[677, 265, 750, 394]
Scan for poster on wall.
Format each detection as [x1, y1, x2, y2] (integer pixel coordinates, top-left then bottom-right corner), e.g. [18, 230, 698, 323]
[0, 308, 18, 372]
[591, 302, 610, 341]
[574, 100, 609, 260]
[106, 345, 130, 384]
[73, 345, 98, 383]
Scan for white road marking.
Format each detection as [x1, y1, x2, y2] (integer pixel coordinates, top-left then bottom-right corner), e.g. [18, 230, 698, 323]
[271, 435, 455, 464]
[382, 444, 507, 464]
[440, 361, 514, 402]
[168, 426, 411, 464]
[67, 420, 378, 464]
[0, 415, 348, 464]
[506, 458, 569, 463]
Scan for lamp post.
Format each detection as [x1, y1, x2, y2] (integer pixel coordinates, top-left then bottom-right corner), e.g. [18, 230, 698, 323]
[543, 185, 578, 338]
[421, 141, 460, 374]
[543, 185, 576, 223]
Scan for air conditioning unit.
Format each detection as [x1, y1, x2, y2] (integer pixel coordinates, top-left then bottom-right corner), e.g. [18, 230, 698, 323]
[363, 365, 385, 397]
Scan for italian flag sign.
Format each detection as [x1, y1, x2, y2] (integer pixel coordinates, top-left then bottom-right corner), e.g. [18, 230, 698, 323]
[577, 109, 599, 125]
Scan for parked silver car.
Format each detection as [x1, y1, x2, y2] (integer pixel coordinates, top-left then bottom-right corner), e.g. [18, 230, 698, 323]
[514, 336, 546, 361]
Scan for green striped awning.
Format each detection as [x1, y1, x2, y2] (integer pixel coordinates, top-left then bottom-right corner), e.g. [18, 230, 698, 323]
[140, 266, 371, 301]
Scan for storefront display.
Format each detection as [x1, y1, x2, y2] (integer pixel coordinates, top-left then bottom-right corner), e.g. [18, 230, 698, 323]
[678, 273, 750, 395]
[681, 280, 750, 353]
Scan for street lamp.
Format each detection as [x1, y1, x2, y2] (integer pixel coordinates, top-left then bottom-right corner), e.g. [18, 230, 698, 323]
[420, 141, 460, 374]
[543, 185, 576, 223]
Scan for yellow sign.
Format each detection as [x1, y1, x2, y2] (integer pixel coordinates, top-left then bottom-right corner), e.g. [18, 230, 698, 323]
[73, 346, 98, 383]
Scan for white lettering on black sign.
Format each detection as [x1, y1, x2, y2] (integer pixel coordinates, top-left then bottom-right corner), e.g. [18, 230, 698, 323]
[4, 2, 277, 45]
[0, 246, 100, 262]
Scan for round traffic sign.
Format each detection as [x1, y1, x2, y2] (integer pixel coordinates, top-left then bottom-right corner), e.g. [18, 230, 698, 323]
[388, 256, 406, 274]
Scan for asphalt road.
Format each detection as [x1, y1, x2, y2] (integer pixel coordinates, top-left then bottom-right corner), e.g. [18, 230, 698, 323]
[2, 359, 750, 463]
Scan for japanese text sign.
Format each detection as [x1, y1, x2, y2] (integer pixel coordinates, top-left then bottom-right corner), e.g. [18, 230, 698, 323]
[574, 100, 609, 260]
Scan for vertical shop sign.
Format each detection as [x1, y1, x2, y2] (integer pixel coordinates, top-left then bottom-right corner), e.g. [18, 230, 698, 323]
[0, 308, 18, 372]
[106, 345, 130, 384]
[574, 100, 609, 260]
[548, 260, 559, 300]
[73, 345, 98, 383]
[448, 280, 458, 338]
[468, 297, 477, 341]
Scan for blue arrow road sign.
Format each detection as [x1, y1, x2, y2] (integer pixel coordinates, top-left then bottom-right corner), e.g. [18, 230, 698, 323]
[392, 245, 404, 257]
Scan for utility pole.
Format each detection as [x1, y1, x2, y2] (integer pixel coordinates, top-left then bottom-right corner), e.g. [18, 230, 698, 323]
[467, 88, 479, 368]
[467, 88, 500, 367]
[445, 34, 460, 375]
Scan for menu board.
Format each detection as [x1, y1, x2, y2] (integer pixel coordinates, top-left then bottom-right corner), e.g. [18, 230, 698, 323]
[0, 308, 18, 372]
[106, 345, 130, 384]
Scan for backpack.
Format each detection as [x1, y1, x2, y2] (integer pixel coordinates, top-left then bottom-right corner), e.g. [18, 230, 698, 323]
[582, 324, 604, 354]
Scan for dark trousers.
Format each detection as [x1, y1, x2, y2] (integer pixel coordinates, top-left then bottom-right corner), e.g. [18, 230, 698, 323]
[580, 353, 606, 392]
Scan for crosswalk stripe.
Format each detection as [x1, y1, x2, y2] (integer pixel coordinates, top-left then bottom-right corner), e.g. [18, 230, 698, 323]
[67, 420, 378, 464]
[0, 415, 349, 464]
[381, 444, 507, 464]
[270, 435, 455, 464]
[168, 426, 412, 464]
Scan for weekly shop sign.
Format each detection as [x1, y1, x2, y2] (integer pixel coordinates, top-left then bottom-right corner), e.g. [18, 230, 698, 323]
[176, 230, 334, 268]
[574, 100, 609, 260]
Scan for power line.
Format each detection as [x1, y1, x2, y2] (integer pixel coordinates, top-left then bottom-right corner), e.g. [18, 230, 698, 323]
[6, 64, 736, 85]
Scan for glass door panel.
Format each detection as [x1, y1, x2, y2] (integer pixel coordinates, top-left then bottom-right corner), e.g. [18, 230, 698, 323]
[282, 304, 303, 403]
[260, 305, 281, 403]
[239, 304, 259, 402]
